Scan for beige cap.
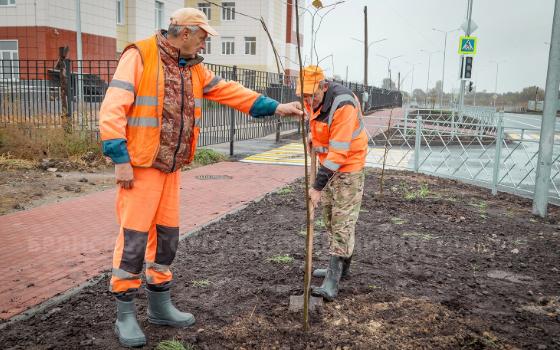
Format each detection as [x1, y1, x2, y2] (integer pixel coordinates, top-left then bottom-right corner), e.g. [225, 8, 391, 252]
[169, 8, 219, 36]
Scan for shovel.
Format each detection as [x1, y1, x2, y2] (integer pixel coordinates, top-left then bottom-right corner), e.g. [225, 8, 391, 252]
[289, 148, 323, 314]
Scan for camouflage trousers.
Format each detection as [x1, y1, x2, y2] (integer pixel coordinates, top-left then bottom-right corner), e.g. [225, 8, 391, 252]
[321, 170, 365, 258]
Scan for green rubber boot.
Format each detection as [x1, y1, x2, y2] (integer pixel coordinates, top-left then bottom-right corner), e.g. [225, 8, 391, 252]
[146, 289, 195, 328]
[311, 255, 344, 301]
[313, 255, 352, 279]
[114, 299, 146, 348]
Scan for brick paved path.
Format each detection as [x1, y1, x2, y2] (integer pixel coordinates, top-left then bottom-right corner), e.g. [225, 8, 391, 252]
[0, 162, 301, 319]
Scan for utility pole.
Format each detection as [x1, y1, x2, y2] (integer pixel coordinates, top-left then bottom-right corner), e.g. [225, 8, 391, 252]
[398, 72, 401, 91]
[458, 0, 473, 113]
[533, 0, 560, 217]
[364, 6, 368, 87]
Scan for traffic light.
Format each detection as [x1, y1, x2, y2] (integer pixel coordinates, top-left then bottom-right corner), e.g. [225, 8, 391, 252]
[468, 81, 474, 92]
[464, 56, 473, 79]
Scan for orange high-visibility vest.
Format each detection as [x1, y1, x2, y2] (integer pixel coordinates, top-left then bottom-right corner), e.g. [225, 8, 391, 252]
[308, 83, 368, 173]
[100, 35, 260, 167]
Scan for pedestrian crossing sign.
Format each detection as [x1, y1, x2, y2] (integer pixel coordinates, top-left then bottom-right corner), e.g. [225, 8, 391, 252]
[458, 36, 477, 55]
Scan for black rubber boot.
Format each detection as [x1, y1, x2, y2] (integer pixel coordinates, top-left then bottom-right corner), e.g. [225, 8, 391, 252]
[146, 289, 195, 328]
[311, 255, 344, 301]
[114, 299, 146, 348]
[313, 255, 352, 279]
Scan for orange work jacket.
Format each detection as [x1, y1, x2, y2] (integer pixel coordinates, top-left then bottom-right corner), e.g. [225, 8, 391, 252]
[99, 34, 274, 167]
[307, 82, 368, 173]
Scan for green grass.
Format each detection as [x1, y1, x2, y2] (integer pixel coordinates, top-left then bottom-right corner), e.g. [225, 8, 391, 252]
[402, 183, 431, 201]
[315, 217, 325, 228]
[401, 231, 437, 240]
[471, 201, 488, 220]
[267, 254, 294, 264]
[156, 340, 195, 350]
[277, 187, 293, 195]
[191, 279, 211, 288]
[471, 200, 488, 212]
[391, 217, 406, 225]
[193, 148, 226, 166]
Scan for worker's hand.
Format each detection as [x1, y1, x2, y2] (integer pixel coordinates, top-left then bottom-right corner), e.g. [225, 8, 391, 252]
[275, 101, 303, 117]
[115, 162, 134, 189]
[309, 188, 321, 208]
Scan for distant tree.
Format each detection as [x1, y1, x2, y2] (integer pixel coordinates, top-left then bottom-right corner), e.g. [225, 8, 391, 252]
[412, 89, 426, 103]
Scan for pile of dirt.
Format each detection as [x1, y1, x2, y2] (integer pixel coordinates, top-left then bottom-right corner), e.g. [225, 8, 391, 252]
[1, 169, 559, 349]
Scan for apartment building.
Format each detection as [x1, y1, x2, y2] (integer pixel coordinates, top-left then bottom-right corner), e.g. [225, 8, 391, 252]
[0, 0, 183, 61]
[0, 0, 302, 75]
[184, 0, 303, 75]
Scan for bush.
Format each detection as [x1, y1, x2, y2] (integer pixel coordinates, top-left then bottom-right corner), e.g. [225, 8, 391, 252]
[193, 148, 226, 166]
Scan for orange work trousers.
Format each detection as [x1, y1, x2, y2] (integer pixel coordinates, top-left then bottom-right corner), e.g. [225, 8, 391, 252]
[110, 167, 180, 293]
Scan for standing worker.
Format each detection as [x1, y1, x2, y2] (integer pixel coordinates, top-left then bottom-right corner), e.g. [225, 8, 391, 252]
[297, 66, 367, 302]
[99, 8, 302, 347]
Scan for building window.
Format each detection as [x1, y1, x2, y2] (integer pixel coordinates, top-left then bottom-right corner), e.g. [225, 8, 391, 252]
[201, 37, 212, 55]
[155, 1, 164, 30]
[198, 2, 211, 20]
[0, 40, 19, 81]
[221, 37, 235, 55]
[222, 2, 235, 21]
[0, 0, 16, 6]
[244, 37, 256, 55]
[116, 0, 125, 25]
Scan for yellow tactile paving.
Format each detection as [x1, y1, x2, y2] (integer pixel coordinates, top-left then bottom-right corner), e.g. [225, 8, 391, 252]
[242, 143, 414, 168]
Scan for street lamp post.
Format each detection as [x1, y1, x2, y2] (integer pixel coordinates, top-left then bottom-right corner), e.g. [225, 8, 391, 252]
[420, 49, 440, 106]
[490, 60, 506, 107]
[405, 61, 421, 104]
[351, 37, 387, 86]
[432, 27, 459, 107]
[376, 54, 403, 90]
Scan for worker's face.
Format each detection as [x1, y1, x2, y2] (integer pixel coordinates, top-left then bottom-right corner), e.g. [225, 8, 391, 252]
[182, 27, 208, 57]
[304, 84, 328, 110]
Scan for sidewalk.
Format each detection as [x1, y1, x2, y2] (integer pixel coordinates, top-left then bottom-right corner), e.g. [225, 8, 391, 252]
[0, 162, 302, 320]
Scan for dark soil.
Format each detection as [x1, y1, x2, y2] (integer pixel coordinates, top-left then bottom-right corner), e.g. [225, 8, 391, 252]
[2, 169, 560, 349]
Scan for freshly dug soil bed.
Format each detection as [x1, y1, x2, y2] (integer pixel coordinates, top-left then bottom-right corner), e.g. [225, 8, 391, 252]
[2, 169, 560, 349]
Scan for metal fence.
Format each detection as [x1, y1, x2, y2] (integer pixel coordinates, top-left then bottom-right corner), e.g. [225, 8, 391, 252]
[365, 107, 560, 203]
[0, 59, 403, 148]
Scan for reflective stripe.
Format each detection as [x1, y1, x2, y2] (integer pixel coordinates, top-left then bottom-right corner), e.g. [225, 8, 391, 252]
[194, 98, 202, 108]
[112, 268, 141, 280]
[352, 120, 364, 139]
[127, 117, 159, 127]
[203, 76, 223, 94]
[146, 275, 155, 284]
[327, 94, 357, 128]
[146, 262, 170, 273]
[323, 159, 341, 171]
[109, 79, 134, 93]
[329, 140, 350, 151]
[194, 118, 201, 127]
[134, 95, 157, 106]
[313, 146, 328, 153]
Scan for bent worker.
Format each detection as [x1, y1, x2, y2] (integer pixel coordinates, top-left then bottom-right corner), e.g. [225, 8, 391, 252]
[99, 8, 302, 348]
[296, 65, 367, 302]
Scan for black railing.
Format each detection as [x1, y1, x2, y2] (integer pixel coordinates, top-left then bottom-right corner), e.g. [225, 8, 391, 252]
[0, 59, 402, 147]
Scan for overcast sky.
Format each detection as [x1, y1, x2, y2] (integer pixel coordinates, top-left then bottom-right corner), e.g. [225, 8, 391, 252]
[302, 0, 556, 94]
